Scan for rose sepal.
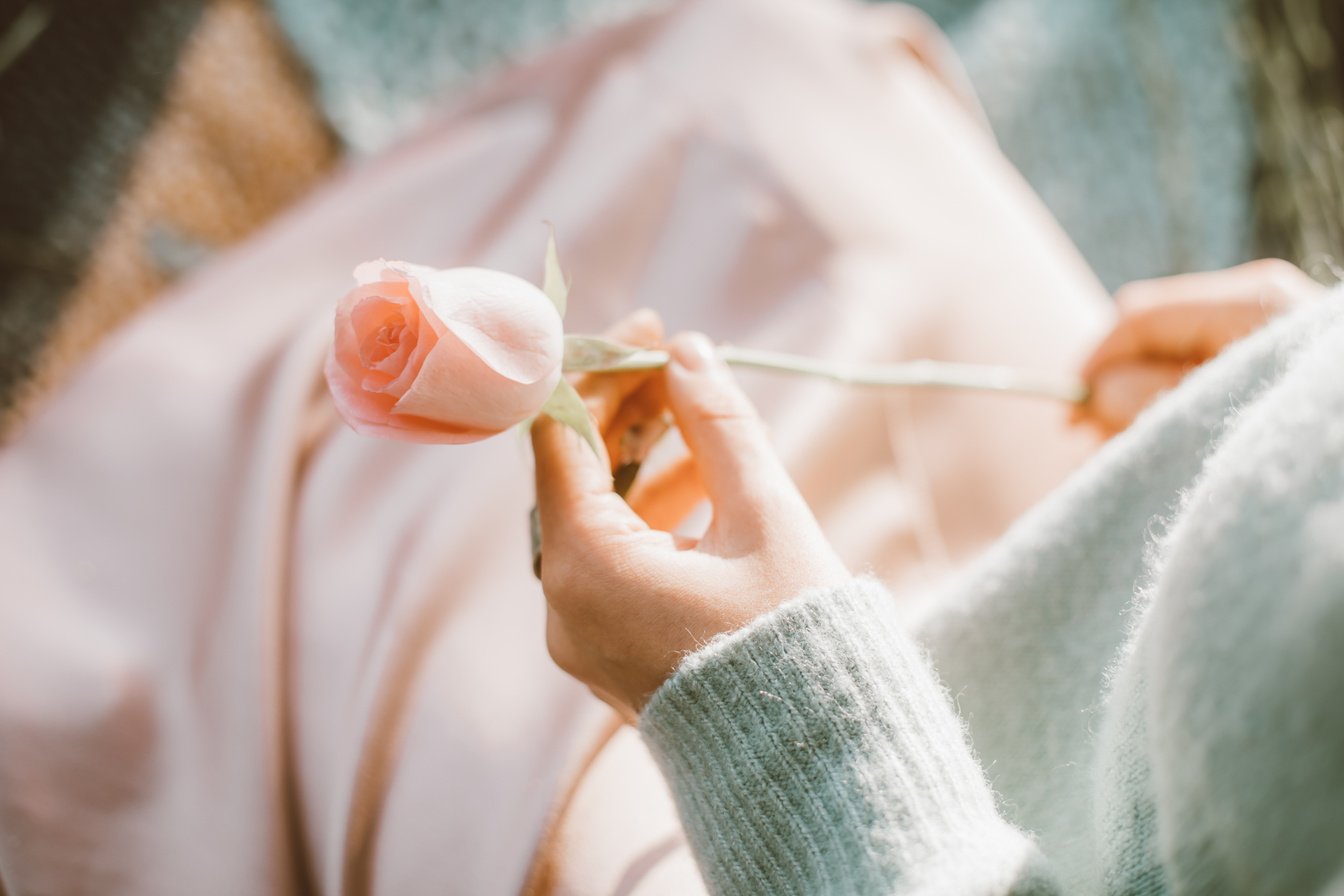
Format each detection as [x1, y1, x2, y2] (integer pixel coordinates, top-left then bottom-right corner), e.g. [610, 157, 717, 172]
[537, 377, 602, 459]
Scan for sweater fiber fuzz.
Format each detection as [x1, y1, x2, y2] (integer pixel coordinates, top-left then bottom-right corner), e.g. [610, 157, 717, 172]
[642, 294, 1344, 895]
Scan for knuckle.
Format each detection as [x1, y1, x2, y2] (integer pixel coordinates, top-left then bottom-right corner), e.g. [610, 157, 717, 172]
[545, 631, 580, 678]
[542, 528, 631, 606]
[541, 552, 583, 605]
[1244, 257, 1299, 280]
[607, 308, 663, 344]
[686, 385, 755, 423]
[688, 396, 766, 451]
[1111, 280, 1156, 311]
[1246, 258, 1302, 292]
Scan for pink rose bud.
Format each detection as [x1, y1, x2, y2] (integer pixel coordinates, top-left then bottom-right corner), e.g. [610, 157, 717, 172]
[325, 260, 564, 443]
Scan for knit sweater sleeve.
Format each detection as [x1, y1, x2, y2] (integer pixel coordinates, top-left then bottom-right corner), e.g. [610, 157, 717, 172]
[639, 577, 1059, 895]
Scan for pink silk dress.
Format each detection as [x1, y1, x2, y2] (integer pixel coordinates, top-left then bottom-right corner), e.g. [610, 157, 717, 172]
[0, 0, 1110, 893]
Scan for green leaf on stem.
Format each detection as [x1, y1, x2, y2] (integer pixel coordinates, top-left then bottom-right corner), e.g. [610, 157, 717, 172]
[540, 377, 602, 459]
[562, 334, 641, 371]
[543, 224, 568, 319]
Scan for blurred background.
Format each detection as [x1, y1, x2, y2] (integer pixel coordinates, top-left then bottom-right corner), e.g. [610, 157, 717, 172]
[1, 0, 1341, 442]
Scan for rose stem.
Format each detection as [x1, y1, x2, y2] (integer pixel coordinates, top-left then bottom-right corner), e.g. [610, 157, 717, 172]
[598, 346, 1089, 404]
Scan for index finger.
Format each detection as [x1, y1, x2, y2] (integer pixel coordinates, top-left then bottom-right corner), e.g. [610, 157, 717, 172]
[576, 309, 664, 436]
[533, 307, 665, 508]
[1084, 261, 1322, 382]
[531, 310, 663, 557]
[1080, 300, 1278, 384]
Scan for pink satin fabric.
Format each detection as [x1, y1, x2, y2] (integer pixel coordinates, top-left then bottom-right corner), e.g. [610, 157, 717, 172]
[0, 0, 1109, 893]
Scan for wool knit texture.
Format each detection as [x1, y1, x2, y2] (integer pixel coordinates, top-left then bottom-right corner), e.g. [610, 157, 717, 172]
[640, 291, 1344, 895]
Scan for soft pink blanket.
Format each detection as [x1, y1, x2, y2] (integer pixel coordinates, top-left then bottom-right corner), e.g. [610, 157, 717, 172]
[0, 0, 1109, 892]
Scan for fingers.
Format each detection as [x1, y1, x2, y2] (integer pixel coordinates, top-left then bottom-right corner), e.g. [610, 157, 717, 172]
[626, 453, 706, 532]
[1082, 300, 1273, 382]
[1112, 258, 1320, 315]
[1078, 261, 1325, 437]
[1079, 304, 1201, 383]
[579, 309, 664, 435]
[1084, 260, 1322, 381]
[662, 333, 798, 530]
[533, 309, 662, 540]
[1079, 359, 1187, 434]
[603, 376, 669, 470]
[532, 410, 622, 532]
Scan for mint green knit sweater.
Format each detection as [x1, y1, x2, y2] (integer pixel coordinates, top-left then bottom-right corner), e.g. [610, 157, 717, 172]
[640, 294, 1344, 895]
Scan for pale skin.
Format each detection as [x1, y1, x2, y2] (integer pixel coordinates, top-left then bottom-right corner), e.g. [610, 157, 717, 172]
[532, 259, 1325, 721]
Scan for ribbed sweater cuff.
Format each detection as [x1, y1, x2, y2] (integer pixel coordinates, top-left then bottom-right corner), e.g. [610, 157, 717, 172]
[640, 578, 1052, 896]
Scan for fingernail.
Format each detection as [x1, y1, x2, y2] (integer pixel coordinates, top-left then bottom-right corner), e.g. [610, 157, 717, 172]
[670, 333, 716, 371]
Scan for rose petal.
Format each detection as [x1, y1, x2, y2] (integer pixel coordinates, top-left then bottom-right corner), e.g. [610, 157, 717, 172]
[366, 333, 412, 382]
[325, 350, 399, 425]
[350, 294, 408, 332]
[352, 259, 391, 285]
[415, 267, 563, 384]
[354, 259, 438, 290]
[341, 413, 498, 445]
[391, 325, 562, 432]
[382, 260, 451, 337]
[332, 275, 424, 391]
[350, 295, 412, 366]
[332, 302, 367, 383]
[375, 317, 438, 397]
[335, 283, 410, 371]
[329, 261, 564, 442]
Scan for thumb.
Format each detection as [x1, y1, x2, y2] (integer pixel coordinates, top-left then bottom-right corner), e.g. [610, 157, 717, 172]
[663, 333, 798, 530]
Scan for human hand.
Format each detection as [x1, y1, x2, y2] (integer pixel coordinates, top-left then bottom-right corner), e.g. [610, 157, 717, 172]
[531, 313, 848, 722]
[1076, 259, 1323, 434]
